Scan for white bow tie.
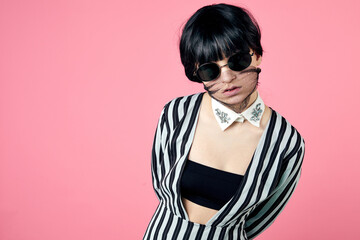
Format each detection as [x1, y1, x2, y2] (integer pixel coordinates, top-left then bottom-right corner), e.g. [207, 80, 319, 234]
[211, 93, 265, 131]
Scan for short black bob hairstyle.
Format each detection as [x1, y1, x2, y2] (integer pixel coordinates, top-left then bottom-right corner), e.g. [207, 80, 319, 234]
[180, 3, 263, 83]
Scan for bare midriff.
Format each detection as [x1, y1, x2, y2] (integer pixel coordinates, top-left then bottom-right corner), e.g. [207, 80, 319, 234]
[182, 197, 218, 224]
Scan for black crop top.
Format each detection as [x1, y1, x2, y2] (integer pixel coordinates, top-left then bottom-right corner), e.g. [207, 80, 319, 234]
[180, 159, 243, 210]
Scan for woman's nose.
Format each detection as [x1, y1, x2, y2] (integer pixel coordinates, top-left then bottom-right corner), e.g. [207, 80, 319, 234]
[219, 65, 236, 82]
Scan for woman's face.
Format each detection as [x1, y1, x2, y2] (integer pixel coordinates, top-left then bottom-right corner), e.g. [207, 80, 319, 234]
[202, 50, 262, 112]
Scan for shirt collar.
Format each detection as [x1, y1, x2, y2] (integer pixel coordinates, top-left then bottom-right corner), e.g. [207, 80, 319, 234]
[211, 92, 265, 131]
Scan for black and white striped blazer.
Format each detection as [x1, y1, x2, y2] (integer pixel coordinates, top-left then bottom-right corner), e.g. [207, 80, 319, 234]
[144, 92, 305, 240]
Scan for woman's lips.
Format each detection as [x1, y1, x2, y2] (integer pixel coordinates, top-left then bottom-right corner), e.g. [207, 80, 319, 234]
[223, 86, 241, 96]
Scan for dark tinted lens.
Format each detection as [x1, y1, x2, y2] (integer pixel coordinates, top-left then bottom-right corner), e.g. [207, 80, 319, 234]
[228, 52, 252, 71]
[197, 63, 220, 81]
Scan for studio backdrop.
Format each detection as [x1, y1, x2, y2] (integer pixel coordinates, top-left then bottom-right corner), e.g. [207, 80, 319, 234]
[1, 0, 359, 239]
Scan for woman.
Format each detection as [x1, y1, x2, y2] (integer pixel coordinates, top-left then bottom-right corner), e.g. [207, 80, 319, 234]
[144, 3, 305, 240]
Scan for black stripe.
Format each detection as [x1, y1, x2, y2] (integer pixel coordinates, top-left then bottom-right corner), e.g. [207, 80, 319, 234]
[273, 129, 302, 194]
[171, 218, 182, 240]
[284, 127, 302, 163]
[172, 97, 181, 126]
[153, 206, 167, 240]
[162, 212, 174, 240]
[227, 218, 242, 240]
[269, 126, 295, 191]
[288, 132, 303, 174]
[206, 225, 217, 239]
[183, 95, 192, 117]
[219, 227, 227, 239]
[228, 225, 234, 240]
[183, 222, 194, 240]
[163, 101, 171, 143]
[194, 225, 205, 240]
[238, 221, 244, 239]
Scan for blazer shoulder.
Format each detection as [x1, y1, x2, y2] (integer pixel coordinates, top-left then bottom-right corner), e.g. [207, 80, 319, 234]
[271, 108, 305, 145]
[269, 109, 305, 164]
[164, 92, 204, 109]
[158, 92, 204, 130]
[155, 92, 204, 131]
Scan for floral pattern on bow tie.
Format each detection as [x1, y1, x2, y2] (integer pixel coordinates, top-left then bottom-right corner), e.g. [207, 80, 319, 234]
[215, 108, 230, 123]
[250, 103, 263, 122]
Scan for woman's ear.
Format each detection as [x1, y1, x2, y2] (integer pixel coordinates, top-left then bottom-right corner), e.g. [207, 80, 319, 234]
[250, 48, 262, 66]
[254, 53, 262, 66]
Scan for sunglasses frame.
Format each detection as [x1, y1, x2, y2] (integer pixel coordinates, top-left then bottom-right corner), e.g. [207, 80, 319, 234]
[193, 51, 254, 82]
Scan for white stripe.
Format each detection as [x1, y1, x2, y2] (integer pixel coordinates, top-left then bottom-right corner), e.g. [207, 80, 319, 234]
[157, 209, 171, 239]
[177, 95, 189, 121]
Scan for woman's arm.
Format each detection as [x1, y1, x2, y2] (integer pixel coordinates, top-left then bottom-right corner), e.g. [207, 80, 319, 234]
[244, 134, 305, 239]
[150, 105, 168, 200]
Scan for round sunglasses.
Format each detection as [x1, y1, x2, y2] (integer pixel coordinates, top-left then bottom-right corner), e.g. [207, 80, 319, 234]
[193, 52, 254, 82]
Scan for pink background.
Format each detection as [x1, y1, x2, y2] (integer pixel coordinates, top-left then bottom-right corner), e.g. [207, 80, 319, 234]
[1, 0, 359, 239]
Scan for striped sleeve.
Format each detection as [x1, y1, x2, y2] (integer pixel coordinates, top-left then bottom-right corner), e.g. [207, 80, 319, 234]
[244, 129, 305, 239]
[150, 96, 188, 201]
[150, 103, 168, 201]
